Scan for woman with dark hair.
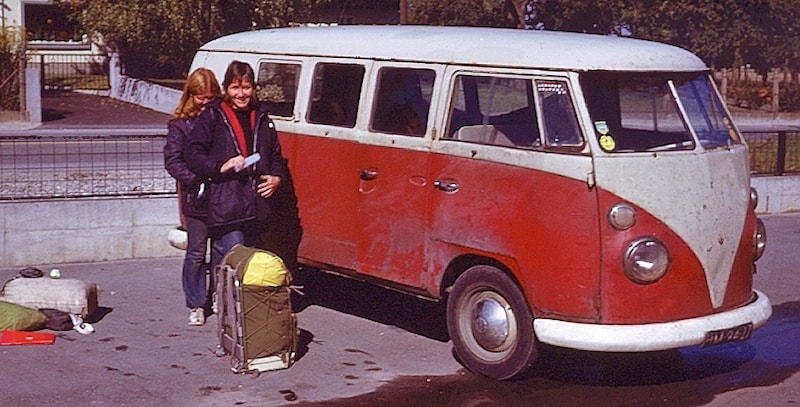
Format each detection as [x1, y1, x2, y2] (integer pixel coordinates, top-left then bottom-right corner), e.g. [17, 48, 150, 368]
[164, 67, 221, 326]
[185, 60, 300, 274]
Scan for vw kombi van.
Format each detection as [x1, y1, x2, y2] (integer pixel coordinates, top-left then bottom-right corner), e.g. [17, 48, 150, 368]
[188, 25, 771, 379]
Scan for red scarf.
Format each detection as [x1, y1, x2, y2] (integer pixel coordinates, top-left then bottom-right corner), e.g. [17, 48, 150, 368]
[220, 102, 256, 157]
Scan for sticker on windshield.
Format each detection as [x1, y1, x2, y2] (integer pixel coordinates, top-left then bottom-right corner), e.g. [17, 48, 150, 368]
[595, 121, 609, 135]
[595, 121, 615, 151]
[599, 134, 616, 151]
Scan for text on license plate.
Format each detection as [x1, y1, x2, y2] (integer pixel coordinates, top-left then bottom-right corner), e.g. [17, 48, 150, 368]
[701, 323, 753, 348]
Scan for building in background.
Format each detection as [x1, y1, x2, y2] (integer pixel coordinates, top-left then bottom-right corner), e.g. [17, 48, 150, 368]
[3, 0, 88, 49]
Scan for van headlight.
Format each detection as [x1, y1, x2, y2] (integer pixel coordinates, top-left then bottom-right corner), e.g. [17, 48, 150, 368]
[750, 187, 759, 209]
[623, 238, 670, 284]
[753, 218, 767, 261]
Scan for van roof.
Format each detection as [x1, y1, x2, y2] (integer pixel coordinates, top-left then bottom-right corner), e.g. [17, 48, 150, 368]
[199, 25, 707, 72]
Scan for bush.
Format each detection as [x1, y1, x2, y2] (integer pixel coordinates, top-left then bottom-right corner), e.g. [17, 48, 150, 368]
[726, 81, 772, 110]
[779, 82, 800, 112]
[0, 28, 22, 111]
[724, 79, 800, 112]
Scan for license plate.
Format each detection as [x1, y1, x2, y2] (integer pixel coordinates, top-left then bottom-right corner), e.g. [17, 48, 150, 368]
[701, 323, 753, 348]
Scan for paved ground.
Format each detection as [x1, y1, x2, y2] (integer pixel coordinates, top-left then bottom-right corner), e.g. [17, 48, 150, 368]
[0, 215, 797, 407]
[0, 257, 461, 407]
[0, 90, 171, 134]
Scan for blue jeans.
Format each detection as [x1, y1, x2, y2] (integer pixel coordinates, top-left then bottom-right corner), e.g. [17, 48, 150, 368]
[210, 229, 246, 273]
[182, 216, 212, 309]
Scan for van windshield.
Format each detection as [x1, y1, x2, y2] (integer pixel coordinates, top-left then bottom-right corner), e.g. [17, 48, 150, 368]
[581, 72, 740, 153]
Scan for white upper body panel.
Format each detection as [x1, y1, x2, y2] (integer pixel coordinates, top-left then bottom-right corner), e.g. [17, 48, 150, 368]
[197, 25, 707, 73]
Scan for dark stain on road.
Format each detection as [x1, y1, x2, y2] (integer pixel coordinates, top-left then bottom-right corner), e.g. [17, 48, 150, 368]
[291, 301, 800, 406]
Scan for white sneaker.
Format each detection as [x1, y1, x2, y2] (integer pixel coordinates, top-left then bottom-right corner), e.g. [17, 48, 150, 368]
[188, 308, 205, 326]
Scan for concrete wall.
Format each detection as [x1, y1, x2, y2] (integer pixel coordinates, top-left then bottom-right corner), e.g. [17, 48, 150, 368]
[25, 68, 42, 124]
[0, 196, 183, 268]
[752, 175, 800, 214]
[109, 53, 180, 114]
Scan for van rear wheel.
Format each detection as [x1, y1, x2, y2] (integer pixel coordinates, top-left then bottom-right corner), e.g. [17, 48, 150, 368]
[446, 265, 538, 380]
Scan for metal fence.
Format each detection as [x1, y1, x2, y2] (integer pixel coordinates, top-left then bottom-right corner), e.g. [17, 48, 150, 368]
[27, 53, 109, 91]
[0, 131, 796, 201]
[0, 133, 174, 201]
[745, 130, 800, 175]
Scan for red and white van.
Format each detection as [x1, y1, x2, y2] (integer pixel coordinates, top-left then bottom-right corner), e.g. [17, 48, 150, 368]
[189, 25, 771, 379]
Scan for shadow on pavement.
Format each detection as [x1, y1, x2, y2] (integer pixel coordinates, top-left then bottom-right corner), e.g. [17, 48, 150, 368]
[40, 90, 171, 128]
[291, 301, 800, 407]
[292, 267, 450, 343]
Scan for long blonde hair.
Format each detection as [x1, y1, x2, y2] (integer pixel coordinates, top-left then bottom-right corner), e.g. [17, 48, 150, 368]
[172, 68, 221, 119]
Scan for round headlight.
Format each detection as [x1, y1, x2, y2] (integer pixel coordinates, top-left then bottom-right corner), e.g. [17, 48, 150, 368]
[608, 203, 636, 230]
[623, 238, 670, 284]
[750, 187, 759, 210]
[753, 218, 767, 261]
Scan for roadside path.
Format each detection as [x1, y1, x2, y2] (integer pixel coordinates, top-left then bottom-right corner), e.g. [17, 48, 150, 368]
[0, 91, 170, 134]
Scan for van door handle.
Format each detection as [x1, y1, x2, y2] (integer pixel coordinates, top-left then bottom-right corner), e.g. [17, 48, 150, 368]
[434, 179, 459, 193]
[360, 169, 378, 181]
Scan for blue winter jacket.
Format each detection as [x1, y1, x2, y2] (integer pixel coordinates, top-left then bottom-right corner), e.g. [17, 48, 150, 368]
[184, 99, 289, 230]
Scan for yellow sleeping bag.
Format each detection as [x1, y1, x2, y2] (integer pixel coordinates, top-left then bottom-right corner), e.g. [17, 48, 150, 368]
[220, 244, 290, 287]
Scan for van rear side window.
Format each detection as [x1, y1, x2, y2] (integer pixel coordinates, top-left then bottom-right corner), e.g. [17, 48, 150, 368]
[256, 61, 301, 118]
[371, 67, 435, 136]
[308, 63, 365, 127]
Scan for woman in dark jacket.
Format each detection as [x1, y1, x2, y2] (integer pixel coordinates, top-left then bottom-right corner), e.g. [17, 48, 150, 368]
[164, 67, 220, 326]
[185, 60, 297, 269]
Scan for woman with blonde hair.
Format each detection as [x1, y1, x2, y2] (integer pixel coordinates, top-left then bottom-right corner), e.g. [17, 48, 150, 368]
[164, 67, 221, 326]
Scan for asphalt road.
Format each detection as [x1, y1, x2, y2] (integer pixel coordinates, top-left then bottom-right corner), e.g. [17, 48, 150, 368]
[0, 136, 166, 171]
[0, 213, 797, 407]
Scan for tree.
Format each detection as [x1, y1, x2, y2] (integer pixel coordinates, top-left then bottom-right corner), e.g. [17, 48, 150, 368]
[407, 0, 520, 28]
[757, 0, 800, 80]
[0, 25, 23, 111]
[612, 0, 753, 69]
[528, 0, 624, 34]
[527, 0, 800, 79]
[68, 0, 314, 78]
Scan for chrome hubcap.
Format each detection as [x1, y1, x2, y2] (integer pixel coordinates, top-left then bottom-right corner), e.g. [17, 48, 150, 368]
[471, 294, 512, 352]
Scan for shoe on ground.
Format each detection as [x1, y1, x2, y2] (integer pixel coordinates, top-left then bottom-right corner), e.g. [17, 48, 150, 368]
[188, 308, 205, 326]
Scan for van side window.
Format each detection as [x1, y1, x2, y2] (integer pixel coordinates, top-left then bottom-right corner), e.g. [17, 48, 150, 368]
[536, 81, 583, 147]
[371, 67, 435, 136]
[308, 63, 365, 127]
[256, 62, 301, 118]
[445, 75, 540, 148]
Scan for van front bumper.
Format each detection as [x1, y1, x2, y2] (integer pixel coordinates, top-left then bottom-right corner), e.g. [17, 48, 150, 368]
[533, 290, 772, 352]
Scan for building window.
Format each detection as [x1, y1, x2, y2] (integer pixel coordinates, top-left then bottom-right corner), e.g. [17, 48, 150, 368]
[25, 3, 82, 42]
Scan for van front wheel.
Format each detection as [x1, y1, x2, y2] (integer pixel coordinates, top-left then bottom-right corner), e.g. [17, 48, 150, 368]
[447, 265, 538, 380]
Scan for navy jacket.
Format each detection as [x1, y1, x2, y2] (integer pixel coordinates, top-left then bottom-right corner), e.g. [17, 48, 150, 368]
[164, 117, 207, 219]
[184, 99, 289, 230]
